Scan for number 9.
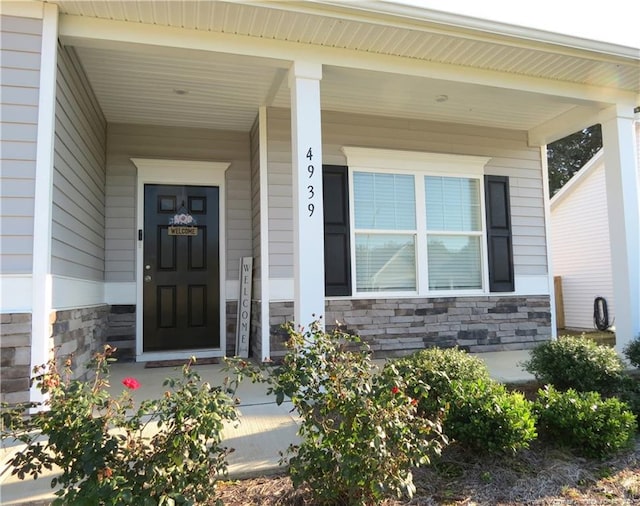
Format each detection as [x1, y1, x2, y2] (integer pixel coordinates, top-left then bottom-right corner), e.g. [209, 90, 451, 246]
[308, 203, 314, 217]
[308, 165, 314, 178]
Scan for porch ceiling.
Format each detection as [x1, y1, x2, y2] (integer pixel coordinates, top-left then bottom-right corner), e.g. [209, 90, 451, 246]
[51, 0, 639, 134]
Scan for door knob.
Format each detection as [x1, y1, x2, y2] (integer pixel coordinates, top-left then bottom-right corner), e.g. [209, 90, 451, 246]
[144, 275, 152, 283]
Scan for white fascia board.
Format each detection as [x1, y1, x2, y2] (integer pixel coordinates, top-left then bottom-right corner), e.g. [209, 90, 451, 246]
[58, 14, 637, 106]
[549, 149, 604, 210]
[0, 1, 44, 18]
[248, 1, 639, 59]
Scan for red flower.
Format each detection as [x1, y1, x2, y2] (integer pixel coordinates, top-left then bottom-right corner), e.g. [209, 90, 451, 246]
[410, 398, 418, 406]
[122, 377, 141, 390]
[391, 386, 400, 395]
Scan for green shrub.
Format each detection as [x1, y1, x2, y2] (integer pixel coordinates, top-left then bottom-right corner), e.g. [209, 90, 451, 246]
[391, 348, 536, 453]
[624, 336, 640, 369]
[447, 378, 537, 453]
[229, 322, 447, 505]
[2, 346, 238, 506]
[391, 347, 491, 416]
[535, 385, 637, 458]
[521, 336, 627, 394]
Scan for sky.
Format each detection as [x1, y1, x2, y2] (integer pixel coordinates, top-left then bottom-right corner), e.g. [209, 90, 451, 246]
[391, 0, 640, 49]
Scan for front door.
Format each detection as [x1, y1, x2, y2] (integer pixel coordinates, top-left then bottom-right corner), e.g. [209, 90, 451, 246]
[143, 184, 220, 352]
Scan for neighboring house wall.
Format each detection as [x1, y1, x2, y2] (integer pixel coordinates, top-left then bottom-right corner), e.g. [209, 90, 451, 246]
[53, 44, 107, 280]
[266, 107, 547, 281]
[0, 14, 42, 274]
[551, 153, 614, 329]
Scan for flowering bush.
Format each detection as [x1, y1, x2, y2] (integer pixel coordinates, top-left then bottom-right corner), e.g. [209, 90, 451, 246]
[229, 322, 447, 505]
[1, 345, 238, 506]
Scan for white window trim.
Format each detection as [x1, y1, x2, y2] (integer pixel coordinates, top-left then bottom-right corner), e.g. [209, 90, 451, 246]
[342, 147, 491, 297]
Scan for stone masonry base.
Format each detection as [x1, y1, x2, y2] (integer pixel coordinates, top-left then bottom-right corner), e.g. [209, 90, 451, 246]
[268, 296, 551, 359]
[0, 306, 110, 405]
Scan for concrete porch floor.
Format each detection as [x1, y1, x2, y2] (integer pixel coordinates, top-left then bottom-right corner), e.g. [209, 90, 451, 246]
[0, 349, 534, 505]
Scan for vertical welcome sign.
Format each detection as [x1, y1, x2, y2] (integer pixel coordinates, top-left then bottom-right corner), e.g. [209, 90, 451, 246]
[235, 257, 253, 358]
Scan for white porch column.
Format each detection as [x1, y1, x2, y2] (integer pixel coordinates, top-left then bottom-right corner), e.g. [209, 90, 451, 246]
[288, 62, 325, 330]
[30, 3, 59, 405]
[600, 105, 640, 353]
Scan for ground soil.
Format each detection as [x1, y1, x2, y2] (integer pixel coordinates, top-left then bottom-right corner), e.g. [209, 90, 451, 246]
[217, 439, 640, 505]
[217, 380, 640, 505]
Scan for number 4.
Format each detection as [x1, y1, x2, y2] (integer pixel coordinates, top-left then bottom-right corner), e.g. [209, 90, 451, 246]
[306, 147, 313, 161]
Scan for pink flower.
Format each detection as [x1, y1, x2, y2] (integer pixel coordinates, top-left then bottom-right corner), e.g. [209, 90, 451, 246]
[391, 386, 400, 395]
[122, 377, 141, 390]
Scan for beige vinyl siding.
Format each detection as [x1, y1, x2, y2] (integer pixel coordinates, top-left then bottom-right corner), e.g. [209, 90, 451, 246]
[551, 161, 614, 329]
[250, 116, 262, 288]
[0, 15, 42, 273]
[105, 124, 252, 283]
[267, 107, 547, 279]
[52, 45, 106, 280]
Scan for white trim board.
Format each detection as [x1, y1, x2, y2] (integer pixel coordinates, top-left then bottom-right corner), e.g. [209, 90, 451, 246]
[132, 158, 230, 361]
[269, 274, 550, 301]
[0, 275, 33, 313]
[52, 276, 104, 309]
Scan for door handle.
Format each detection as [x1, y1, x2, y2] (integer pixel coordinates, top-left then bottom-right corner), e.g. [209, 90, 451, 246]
[144, 275, 152, 283]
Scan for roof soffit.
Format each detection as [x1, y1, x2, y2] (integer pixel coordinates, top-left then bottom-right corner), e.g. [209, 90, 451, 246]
[50, 0, 639, 94]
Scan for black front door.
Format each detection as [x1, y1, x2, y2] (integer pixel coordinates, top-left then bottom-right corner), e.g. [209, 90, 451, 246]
[143, 184, 220, 352]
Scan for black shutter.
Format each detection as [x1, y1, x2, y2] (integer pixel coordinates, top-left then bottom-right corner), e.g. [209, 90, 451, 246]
[484, 175, 514, 292]
[323, 165, 351, 296]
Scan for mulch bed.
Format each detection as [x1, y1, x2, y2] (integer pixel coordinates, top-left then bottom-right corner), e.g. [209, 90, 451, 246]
[216, 440, 640, 505]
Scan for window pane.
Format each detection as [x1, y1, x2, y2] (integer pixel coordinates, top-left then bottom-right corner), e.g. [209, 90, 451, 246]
[355, 234, 416, 291]
[354, 172, 416, 230]
[425, 176, 480, 231]
[427, 235, 482, 290]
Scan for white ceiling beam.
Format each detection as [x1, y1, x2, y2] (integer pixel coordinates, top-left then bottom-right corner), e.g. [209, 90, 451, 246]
[527, 105, 604, 146]
[59, 14, 636, 107]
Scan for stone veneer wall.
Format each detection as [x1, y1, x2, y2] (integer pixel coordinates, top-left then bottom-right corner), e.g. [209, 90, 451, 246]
[1, 313, 32, 405]
[268, 296, 551, 358]
[106, 305, 136, 361]
[51, 305, 110, 381]
[226, 301, 238, 357]
[249, 300, 263, 360]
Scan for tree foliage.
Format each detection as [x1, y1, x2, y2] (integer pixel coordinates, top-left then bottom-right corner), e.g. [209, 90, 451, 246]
[547, 124, 602, 196]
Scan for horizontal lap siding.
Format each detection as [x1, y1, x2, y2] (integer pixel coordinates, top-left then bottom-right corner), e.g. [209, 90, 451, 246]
[551, 163, 614, 329]
[266, 107, 547, 279]
[0, 15, 42, 273]
[105, 124, 252, 283]
[53, 45, 107, 280]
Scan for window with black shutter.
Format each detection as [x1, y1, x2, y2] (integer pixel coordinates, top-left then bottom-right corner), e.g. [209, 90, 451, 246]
[484, 175, 515, 292]
[323, 165, 352, 296]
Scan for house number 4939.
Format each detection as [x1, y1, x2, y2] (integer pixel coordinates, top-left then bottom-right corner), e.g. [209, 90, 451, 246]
[306, 147, 316, 217]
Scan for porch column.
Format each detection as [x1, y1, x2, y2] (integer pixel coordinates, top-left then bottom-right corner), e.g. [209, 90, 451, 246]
[30, 3, 59, 405]
[288, 62, 325, 330]
[600, 105, 640, 353]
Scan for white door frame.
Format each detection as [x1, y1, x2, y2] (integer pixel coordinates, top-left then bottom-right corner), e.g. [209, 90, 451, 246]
[132, 158, 230, 361]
